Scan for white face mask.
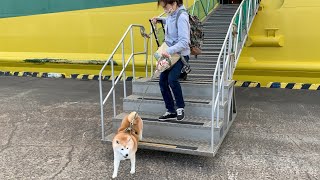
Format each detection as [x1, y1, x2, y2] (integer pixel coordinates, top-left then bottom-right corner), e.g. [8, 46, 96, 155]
[164, 8, 174, 16]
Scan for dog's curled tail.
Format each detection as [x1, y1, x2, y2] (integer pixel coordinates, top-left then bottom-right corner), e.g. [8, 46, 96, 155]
[128, 111, 138, 123]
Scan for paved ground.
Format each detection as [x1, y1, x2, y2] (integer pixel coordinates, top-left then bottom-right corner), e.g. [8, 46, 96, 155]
[0, 76, 319, 180]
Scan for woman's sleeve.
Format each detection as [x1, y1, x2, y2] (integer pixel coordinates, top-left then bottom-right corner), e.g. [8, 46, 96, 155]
[166, 13, 190, 55]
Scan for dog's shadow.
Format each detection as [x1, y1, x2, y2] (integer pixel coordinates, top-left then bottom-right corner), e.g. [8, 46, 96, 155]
[107, 146, 220, 179]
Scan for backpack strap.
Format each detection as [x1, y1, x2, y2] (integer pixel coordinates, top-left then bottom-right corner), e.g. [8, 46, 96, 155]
[175, 9, 188, 29]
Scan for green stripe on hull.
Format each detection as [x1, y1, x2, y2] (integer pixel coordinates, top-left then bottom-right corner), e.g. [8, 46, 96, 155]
[0, 0, 154, 18]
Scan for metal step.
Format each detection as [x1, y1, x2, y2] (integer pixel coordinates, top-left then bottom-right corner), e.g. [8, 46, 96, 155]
[188, 62, 217, 68]
[189, 57, 219, 62]
[176, 74, 233, 85]
[204, 22, 232, 25]
[149, 77, 214, 84]
[204, 27, 230, 30]
[201, 46, 223, 50]
[206, 16, 232, 19]
[132, 78, 234, 98]
[112, 113, 224, 144]
[204, 32, 228, 35]
[217, 7, 239, 10]
[201, 51, 221, 55]
[203, 29, 229, 32]
[188, 61, 218, 65]
[204, 39, 226, 43]
[191, 68, 215, 74]
[184, 74, 214, 81]
[204, 26, 230, 29]
[214, 9, 238, 12]
[104, 133, 217, 156]
[203, 39, 226, 42]
[201, 46, 223, 51]
[195, 56, 219, 61]
[210, 13, 235, 16]
[209, 16, 234, 19]
[204, 24, 230, 27]
[193, 54, 219, 57]
[203, 28, 229, 31]
[204, 29, 229, 32]
[205, 33, 227, 37]
[189, 57, 218, 63]
[123, 95, 229, 119]
[206, 17, 233, 20]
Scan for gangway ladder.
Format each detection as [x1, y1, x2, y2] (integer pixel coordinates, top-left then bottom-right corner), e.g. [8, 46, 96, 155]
[99, 0, 260, 156]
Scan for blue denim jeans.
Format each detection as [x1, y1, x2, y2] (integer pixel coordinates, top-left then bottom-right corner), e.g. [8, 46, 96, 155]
[159, 56, 189, 113]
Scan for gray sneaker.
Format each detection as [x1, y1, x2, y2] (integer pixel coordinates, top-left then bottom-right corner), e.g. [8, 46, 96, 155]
[176, 108, 185, 121]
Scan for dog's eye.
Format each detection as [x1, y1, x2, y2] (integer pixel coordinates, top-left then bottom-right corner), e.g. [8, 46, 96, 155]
[116, 140, 119, 144]
[135, 132, 138, 135]
[121, 148, 124, 151]
[126, 148, 128, 149]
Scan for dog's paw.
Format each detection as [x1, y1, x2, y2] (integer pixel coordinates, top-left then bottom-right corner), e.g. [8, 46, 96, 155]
[130, 170, 135, 174]
[112, 174, 117, 178]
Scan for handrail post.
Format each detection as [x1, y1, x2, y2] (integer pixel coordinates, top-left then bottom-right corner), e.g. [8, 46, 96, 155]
[235, 6, 242, 58]
[228, 26, 233, 79]
[150, 25, 154, 78]
[111, 58, 116, 118]
[99, 71, 105, 141]
[122, 42, 127, 98]
[131, 28, 136, 80]
[144, 37, 148, 77]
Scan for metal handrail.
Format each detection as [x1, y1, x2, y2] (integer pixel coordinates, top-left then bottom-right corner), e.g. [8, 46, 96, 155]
[210, 0, 260, 151]
[191, 0, 212, 17]
[99, 24, 148, 141]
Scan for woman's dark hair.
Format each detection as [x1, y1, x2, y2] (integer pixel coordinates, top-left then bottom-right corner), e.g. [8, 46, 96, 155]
[157, 0, 183, 7]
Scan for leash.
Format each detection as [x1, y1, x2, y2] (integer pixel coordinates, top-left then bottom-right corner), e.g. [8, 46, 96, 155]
[125, 21, 189, 133]
[124, 112, 138, 133]
[136, 23, 162, 115]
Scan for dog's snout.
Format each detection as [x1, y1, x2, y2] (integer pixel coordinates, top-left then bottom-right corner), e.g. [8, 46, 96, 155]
[125, 154, 128, 157]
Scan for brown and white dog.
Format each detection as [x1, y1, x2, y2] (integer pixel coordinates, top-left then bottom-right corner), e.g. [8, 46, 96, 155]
[112, 111, 143, 178]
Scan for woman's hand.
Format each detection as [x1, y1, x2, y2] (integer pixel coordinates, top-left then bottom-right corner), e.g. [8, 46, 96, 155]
[151, 17, 158, 24]
[161, 51, 170, 58]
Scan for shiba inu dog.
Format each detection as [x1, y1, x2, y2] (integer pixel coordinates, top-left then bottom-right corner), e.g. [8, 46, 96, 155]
[112, 111, 143, 178]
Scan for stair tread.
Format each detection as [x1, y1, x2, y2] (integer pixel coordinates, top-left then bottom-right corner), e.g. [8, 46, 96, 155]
[104, 133, 216, 156]
[114, 112, 213, 127]
[141, 74, 213, 83]
[138, 77, 213, 84]
[125, 94, 212, 104]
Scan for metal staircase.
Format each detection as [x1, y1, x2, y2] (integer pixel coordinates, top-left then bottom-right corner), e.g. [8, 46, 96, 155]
[99, 0, 260, 157]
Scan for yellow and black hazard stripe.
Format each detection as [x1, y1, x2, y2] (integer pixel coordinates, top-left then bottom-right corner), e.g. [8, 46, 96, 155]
[0, 71, 137, 81]
[235, 81, 261, 88]
[70, 74, 136, 81]
[235, 81, 320, 90]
